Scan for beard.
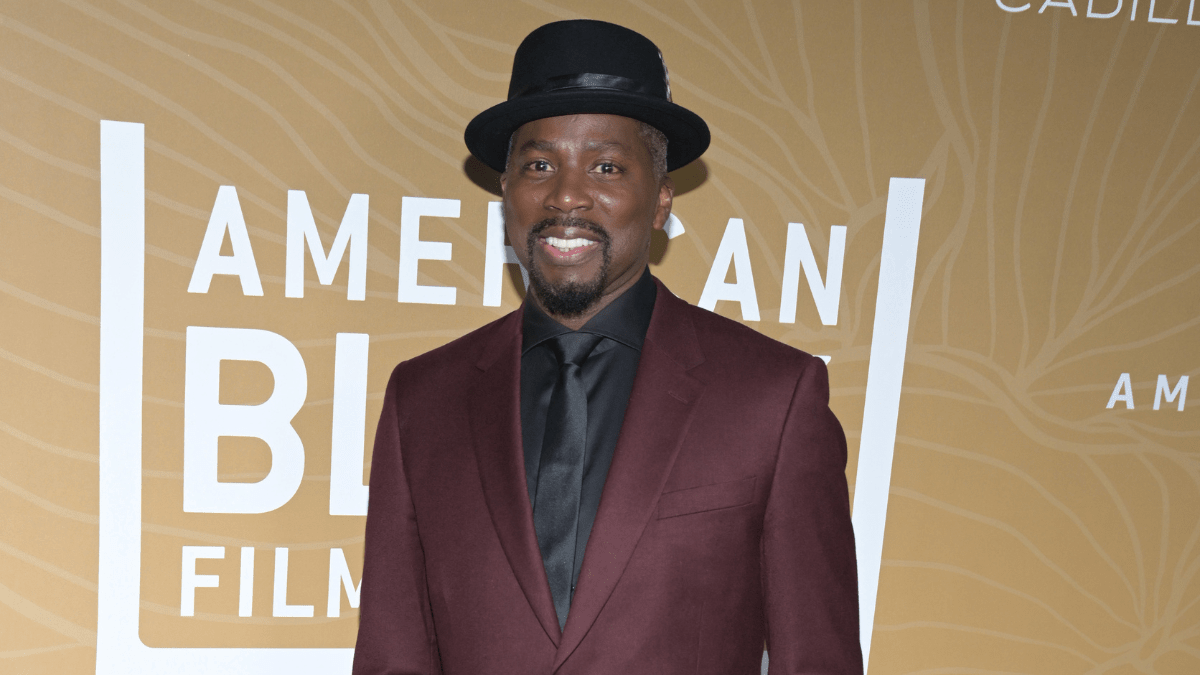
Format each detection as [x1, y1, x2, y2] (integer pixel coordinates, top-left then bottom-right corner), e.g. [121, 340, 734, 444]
[525, 216, 612, 318]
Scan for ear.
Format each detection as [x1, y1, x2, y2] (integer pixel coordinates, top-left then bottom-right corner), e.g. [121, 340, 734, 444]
[651, 176, 675, 231]
[499, 170, 508, 196]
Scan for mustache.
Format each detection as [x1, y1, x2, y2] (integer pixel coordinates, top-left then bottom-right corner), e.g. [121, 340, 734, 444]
[528, 216, 611, 243]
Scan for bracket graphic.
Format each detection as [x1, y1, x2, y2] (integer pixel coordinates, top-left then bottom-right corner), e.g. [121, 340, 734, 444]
[97, 120, 922, 674]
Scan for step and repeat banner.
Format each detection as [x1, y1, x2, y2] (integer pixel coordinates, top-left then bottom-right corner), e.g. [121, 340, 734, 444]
[2, 1, 1197, 673]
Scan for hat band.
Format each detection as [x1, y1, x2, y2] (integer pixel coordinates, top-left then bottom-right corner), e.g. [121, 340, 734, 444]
[513, 72, 664, 100]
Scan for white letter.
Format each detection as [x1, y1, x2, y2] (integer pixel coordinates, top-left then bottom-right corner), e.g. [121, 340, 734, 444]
[1147, 0, 1178, 22]
[238, 546, 254, 617]
[1130, 0, 1141, 20]
[181, 546, 224, 617]
[187, 186, 263, 296]
[273, 547, 314, 617]
[183, 326, 308, 514]
[1088, 0, 1123, 18]
[1154, 374, 1188, 411]
[327, 548, 362, 618]
[398, 196, 458, 305]
[779, 224, 846, 325]
[664, 213, 686, 239]
[1040, 0, 1079, 14]
[286, 191, 369, 301]
[852, 177, 925, 671]
[997, 0, 1032, 11]
[698, 218, 760, 321]
[330, 333, 369, 516]
[1189, 0, 1200, 25]
[483, 201, 528, 306]
[1106, 373, 1135, 409]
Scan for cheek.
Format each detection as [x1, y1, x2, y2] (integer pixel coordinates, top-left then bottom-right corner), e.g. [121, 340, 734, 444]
[503, 183, 541, 217]
[607, 225, 653, 262]
[596, 187, 657, 219]
[502, 207, 532, 256]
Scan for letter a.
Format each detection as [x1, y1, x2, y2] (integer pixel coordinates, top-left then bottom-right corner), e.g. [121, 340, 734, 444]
[698, 218, 761, 321]
[188, 186, 264, 296]
[1106, 373, 1135, 409]
[1039, 0, 1079, 15]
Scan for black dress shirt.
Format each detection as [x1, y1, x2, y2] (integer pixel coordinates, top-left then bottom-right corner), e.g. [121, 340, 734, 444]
[520, 268, 657, 599]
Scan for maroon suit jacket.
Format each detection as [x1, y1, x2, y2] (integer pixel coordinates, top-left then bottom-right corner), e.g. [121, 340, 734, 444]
[353, 279, 861, 675]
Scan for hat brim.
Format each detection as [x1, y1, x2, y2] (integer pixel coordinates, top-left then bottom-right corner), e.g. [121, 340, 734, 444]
[464, 90, 711, 173]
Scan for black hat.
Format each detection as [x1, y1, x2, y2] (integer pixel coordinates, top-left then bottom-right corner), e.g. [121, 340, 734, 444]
[464, 20, 710, 173]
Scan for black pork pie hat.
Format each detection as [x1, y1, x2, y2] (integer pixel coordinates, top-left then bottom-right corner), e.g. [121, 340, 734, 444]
[464, 19, 710, 173]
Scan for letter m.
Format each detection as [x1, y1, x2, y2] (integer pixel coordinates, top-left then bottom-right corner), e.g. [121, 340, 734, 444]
[286, 190, 368, 300]
[1154, 374, 1188, 411]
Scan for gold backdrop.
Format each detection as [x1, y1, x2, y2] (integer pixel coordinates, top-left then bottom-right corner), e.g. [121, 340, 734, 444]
[2, 1, 1198, 673]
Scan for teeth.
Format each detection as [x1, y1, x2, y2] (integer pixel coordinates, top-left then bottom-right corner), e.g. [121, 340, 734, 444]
[545, 236, 595, 252]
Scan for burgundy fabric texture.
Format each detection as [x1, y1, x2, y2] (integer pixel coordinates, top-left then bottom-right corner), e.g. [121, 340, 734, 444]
[352, 279, 863, 675]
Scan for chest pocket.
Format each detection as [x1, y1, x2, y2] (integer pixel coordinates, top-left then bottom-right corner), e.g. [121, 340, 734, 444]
[656, 476, 756, 519]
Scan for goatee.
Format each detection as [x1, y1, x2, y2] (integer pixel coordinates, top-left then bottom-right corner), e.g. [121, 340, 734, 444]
[526, 217, 612, 318]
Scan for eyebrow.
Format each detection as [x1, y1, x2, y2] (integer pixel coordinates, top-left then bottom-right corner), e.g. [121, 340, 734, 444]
[515, 139, 630, 155]
[516, 139, 555, 155]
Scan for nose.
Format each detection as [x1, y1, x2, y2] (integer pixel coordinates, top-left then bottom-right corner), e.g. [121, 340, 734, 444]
[542, 166, 593, 214]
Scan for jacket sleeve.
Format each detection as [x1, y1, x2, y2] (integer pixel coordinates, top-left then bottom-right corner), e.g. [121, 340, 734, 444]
[353, 364, 442, 675]
[761, 356, 863, 674]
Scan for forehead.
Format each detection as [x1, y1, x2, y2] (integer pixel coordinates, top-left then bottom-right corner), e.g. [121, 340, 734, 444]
[511, 114, 647, 152]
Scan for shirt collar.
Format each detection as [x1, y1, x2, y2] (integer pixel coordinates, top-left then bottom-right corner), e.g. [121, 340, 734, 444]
[522, 267, 657, 353]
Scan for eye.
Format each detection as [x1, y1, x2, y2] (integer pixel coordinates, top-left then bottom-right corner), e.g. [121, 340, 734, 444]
[595, 162, 621, 174]
[525, 159, 552, 172]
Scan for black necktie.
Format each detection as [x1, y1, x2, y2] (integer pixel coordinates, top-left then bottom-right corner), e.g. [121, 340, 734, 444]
[533, 331, 603, 631]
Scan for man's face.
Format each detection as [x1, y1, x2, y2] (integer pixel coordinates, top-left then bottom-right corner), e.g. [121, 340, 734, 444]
[500, 114, 673, 322]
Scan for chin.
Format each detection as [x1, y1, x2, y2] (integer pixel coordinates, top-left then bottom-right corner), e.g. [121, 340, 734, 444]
[529, 270, 607, 318]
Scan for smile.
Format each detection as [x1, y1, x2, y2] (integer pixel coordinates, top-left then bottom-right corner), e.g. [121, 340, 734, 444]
[543, 236, 597, 253]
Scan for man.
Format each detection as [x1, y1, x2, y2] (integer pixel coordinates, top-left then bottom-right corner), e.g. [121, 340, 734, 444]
[353, 19, 861, 675]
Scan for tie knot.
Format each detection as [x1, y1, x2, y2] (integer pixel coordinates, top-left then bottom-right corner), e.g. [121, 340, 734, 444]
[549, 332, 603, 367]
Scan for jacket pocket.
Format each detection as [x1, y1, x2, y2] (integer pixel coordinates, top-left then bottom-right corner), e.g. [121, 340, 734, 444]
[656, 476, 756, 520]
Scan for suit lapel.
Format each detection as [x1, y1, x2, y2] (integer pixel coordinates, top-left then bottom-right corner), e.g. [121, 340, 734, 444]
[553, 283, 707, 670]
[468, 309, 562, 646]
